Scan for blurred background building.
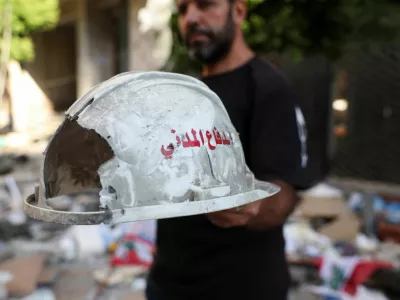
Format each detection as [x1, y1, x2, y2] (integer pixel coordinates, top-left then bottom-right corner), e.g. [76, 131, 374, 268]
[0, 0, 173, 137]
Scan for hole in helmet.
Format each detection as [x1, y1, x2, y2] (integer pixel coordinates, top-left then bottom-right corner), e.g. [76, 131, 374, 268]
[43, 118, 115, 204]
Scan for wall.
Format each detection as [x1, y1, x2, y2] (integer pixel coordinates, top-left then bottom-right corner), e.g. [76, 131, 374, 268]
[7, 61, 55, 133]
[24, 24, 76, 112]
[127, 0, 173, 71]
[76, 0, 118, 97]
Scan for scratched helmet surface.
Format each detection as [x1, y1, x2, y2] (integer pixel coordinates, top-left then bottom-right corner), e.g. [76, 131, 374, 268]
[24, 71, 280, 225]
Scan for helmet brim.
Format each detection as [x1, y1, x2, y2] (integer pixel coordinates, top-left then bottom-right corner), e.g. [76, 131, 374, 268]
[23, 181, 280, 225]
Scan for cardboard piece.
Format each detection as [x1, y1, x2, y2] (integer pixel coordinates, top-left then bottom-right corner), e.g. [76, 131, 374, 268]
[318, 213, 361, 243]
[296, 196, 361, 242]
[0, 255, 45, 297]
[297, 196, 349, 218]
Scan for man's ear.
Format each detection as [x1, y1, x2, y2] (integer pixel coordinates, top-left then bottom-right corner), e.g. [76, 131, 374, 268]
[232, 0, 247, 24]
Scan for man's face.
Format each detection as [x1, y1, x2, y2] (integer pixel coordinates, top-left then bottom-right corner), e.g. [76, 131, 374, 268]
[176, 0, 236, 64]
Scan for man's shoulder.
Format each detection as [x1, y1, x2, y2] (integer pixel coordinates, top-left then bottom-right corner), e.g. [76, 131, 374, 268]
[249, 56, 294, 99]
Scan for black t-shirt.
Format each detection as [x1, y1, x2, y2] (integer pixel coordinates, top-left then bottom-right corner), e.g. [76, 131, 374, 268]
[149, 56, 305, 300]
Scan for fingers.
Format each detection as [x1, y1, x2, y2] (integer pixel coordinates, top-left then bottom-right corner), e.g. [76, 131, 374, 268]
[240, 203, 259, 216]
[208, 212, 249, 228]
[207, 203, 260, 228]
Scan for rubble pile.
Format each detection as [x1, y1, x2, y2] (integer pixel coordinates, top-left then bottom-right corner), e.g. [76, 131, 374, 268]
[287, 183, 400, 300]
[0, 135, 154, 299]
[0, 132, 400, 299]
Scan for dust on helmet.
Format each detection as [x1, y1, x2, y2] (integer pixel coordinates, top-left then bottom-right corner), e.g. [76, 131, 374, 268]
[24, 71, 279, 225]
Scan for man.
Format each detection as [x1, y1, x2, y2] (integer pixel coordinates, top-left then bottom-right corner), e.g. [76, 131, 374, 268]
[146, 0, 307, 299]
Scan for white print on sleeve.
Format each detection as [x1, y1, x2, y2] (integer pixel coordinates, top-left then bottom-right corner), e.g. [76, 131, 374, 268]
[294, 106, 308, 168]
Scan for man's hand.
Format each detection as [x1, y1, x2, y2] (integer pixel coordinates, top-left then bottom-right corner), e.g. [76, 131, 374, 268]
[207, 180, 299, 230]
[207, 200, 262, 228]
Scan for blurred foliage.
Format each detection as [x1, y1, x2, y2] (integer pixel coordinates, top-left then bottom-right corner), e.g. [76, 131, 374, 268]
[166, 0, 400, 73]
[0, 0, 60, 62]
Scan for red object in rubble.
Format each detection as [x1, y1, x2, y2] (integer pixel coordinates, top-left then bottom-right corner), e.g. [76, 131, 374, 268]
[343, 260, 393, 295]
[377, 221, 400, 244]
[109, 237, 153, 268]
[310, 257, 393, 296]
[110, 249, 149, 267]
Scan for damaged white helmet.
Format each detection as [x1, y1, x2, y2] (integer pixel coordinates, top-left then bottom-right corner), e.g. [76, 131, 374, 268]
[24, 71, 280, 225]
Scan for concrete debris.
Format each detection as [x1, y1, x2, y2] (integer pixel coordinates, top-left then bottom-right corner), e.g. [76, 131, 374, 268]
[0, 271, 12, 299]
[93, 266, 146, 286]
[21, 287, 55, 300]
[0, 157, 13, 176]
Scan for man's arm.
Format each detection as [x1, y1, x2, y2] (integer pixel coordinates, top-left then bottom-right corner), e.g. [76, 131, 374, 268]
[207, 75, 306, 229]
[246, 180, 298, 230]
[246, 74, 304, 229]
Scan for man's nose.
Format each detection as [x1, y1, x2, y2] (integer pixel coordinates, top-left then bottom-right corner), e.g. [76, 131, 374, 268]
[184, 4, 201, 26]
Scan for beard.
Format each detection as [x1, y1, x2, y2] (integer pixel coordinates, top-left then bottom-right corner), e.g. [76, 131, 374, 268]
[184, 12, 235, 65]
